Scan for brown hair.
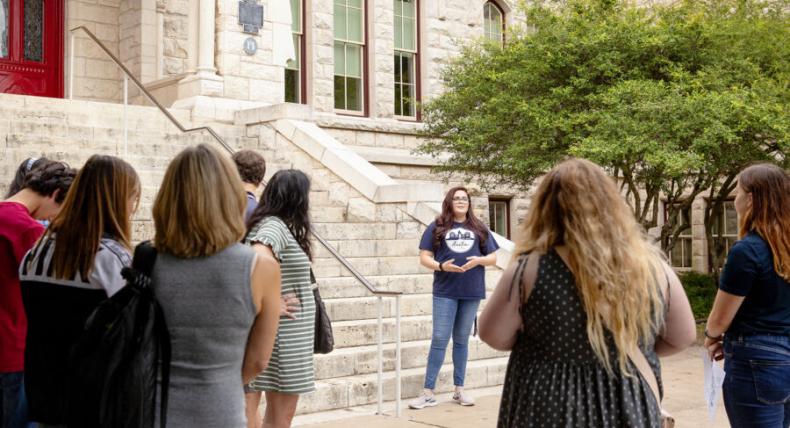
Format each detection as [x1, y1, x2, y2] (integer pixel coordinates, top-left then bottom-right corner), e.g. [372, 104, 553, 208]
[737, 163, 790, 281]
[232, 149, 267, 186]
[46, 155, 139, 280]
[153, 144, 247, 258]
[433, 186, 489, 251]
[20, 159, 76, 203]
[515, 158, 665, 375]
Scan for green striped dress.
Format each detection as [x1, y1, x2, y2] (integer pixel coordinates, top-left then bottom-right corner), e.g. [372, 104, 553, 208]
[246, 216, 316, 394]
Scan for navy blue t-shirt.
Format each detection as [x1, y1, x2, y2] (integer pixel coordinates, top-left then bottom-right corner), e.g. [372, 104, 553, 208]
[244, 192, 258, 223]
[720, 232, 790, 336]
[419, 221, 499, 299]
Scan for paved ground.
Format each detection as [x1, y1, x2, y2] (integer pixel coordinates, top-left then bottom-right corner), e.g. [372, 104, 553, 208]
[295, 346, 729, 427]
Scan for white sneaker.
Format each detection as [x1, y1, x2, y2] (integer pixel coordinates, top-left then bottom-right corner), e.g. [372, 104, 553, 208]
[408, 393, 438, 409]
[452, 391, 475, 406]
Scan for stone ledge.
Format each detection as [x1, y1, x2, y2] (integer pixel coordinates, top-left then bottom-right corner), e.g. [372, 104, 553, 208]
[352, 146, 448, 167]
[271, 119, 443, 204]
[234, 102, 314, 125]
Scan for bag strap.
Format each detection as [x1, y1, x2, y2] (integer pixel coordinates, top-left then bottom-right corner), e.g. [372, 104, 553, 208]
[156, 302, 171, 428]
[131, 242, 168, 428]
[132, 240, 158, 277]
[628, 266, 672, 407]
[508, 251, 541, 305]
[628, 346, 661, 405]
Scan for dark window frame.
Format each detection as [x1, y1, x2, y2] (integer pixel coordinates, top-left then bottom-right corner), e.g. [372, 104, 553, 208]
[393, 0, 421, 121]
[333, 0, 369, 117]
[484, 1, 506, 46]
[285, 0, 307, 104]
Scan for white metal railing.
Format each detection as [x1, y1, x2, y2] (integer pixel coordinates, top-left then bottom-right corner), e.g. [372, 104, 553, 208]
[68, 25, 404, 417]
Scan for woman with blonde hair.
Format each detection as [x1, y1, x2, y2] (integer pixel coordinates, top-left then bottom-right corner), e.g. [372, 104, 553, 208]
[479, 158, 696, 427]
[150, 144, 281, 428]
[19, 155, 138, 426]
[705, 163, 790, 427]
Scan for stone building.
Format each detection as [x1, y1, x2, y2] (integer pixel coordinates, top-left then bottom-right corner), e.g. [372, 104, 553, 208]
[0, 0, 720, 418]
[0, 0, 529, 418]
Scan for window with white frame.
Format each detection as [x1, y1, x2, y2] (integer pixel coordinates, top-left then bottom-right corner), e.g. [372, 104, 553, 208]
[713, 200, 739, 256]
[394, 0, 418, 118]
[334, 0, 365, 112]
[285, 0, 304, 103]
[667, 204, 693, 269]
[488, 198, 510, 239]
[484, 2, 504, 45]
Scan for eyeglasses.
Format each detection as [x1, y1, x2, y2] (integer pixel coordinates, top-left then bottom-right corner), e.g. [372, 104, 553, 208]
[452, 196, 469, 202]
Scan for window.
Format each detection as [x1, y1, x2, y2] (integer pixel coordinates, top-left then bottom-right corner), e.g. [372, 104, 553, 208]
[334, 0, 365, 113]
[1, 0, 8, 58]
[394, 0, 418, 118]
[285, 0, 305, 103]
[488, 198, 510, 239]
[667, 204, 693, 269]
[713, 200, 738, 256]
[483, 2, 504, 45]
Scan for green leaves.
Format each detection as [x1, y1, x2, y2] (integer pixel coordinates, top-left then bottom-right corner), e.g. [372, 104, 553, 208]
[420, 0, 789, 246]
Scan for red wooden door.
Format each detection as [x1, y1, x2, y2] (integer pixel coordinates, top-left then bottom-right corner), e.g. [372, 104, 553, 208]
[0, 0, 64, 98]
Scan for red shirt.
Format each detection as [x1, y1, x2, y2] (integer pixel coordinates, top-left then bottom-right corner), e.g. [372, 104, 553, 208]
[0, 201, 45, 372]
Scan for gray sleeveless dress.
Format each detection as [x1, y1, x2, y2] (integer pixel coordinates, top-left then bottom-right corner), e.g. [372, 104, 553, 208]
[498, 250, 662, 428]
[152, 243, 257, 428]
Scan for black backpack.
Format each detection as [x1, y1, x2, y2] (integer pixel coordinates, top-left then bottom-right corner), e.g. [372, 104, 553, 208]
[66, 242, 170, 428]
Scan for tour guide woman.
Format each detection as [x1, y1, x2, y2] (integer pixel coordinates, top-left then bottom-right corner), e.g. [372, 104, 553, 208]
[705, 163, 790, 428]
[409, 187, 499, 409]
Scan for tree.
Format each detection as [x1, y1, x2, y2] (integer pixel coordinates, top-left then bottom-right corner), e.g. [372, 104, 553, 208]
[419, 0, 789, 264]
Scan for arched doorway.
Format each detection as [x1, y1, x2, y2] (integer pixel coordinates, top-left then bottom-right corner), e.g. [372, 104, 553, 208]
[0, 0, 64, 98]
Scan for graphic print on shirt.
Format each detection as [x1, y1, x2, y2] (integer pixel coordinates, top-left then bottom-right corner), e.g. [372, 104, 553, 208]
[445, 227, 475, 253]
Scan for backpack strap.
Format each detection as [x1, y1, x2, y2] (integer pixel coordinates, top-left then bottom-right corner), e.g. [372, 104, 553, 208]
[155, 302, 170, 428]
[131, 242, 169, 428]
[132, 241, 158, 277]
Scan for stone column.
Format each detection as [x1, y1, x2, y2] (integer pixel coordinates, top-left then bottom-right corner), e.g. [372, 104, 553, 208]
[177, 0, 223, 98]
[197, 0, 217, 75]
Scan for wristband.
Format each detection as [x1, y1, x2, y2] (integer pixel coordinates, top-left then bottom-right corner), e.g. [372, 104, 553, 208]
[438, 261, 444, 271]
[704, 329, 723, 340]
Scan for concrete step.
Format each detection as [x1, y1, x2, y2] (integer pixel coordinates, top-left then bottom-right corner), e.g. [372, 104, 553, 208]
[294, 357, 510, 415]
[313, 337, 508, 381]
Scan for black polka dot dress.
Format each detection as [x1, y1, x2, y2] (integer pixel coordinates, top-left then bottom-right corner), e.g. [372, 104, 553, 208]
[497, 251, 662, 428]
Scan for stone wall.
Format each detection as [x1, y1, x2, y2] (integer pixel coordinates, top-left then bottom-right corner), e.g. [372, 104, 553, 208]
[68, 0, 123, 102]
[216, 0, 285, 102]
[159, 0, 193, 76]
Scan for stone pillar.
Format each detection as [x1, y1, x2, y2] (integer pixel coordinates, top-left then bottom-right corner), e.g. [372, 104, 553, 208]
[177, 0, 223, 97]
[197, 0, 216, 74]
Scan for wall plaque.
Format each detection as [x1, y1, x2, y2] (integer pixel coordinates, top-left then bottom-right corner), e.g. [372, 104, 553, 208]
[239, 1, 264, 34]
[243, 37, 258, 55]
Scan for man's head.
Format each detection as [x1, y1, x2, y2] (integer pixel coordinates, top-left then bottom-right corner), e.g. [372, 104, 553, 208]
[24, 160, 77, 220]
[231, 150, 266, 188]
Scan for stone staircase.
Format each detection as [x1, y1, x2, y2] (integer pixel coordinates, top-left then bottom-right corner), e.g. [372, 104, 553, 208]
[0, 94, 512, 419]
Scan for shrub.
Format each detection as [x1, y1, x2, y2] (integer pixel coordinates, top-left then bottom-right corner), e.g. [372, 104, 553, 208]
[678, 271, 717, 321]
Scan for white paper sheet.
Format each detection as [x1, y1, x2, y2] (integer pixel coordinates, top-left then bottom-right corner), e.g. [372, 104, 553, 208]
[702, 349, 726, 422]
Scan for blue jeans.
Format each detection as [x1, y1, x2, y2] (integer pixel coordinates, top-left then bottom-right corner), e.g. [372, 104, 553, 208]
[0, 372, 27, 428]
[423, 296, 481, 390]
[723, 335, 790, 428]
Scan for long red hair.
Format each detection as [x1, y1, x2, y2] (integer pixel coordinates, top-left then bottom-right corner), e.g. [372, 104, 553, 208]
[737, 163, 790, 282]
[432, 187, 489, 251]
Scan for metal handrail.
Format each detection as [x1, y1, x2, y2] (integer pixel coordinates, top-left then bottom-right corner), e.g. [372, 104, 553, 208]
[69, 25, 403, 417]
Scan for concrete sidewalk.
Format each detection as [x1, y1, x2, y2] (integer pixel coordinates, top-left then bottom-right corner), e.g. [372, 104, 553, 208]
[296, 346, 729, 428]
